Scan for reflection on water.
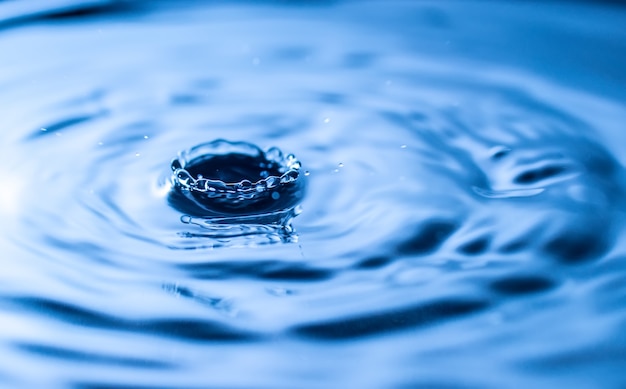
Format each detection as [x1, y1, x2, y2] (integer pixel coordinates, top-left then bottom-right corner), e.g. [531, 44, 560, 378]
[1, 0, 626, 387]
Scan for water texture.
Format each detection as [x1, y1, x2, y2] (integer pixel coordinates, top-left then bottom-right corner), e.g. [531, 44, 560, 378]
[1, 1, 626, 388]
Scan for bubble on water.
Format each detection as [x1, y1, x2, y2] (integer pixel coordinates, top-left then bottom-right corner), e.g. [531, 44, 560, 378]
[168, 139, 307, 237]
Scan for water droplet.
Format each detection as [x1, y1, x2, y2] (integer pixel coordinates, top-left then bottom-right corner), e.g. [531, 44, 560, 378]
[144, 135, 149, 139]
[40, 128, 47, 132]
[323, 117, 331, 124]
[266, 176, 279, 188]
[290, 161, 301, 170]
[271, 192, 280, 200]
[256, 181, 267, 192]
[239, 180, 253, 190]
[400, 144, 407, 149]
[176, 170, 194, 186]
[280, 170, 299, 183]
[265, 147, 284, 162]
[304, 171, 310, 176]
[171, 159, 182, 171]
[338, 163, 344, 168]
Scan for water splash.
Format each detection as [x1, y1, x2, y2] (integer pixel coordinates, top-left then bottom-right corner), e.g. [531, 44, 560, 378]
[168, 139, 306, 239]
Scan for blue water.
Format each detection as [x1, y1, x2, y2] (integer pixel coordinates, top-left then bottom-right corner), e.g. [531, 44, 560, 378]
[1, 1, 626, 388]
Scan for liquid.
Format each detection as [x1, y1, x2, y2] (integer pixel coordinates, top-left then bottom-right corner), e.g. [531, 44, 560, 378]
[1, 1, 626, 388]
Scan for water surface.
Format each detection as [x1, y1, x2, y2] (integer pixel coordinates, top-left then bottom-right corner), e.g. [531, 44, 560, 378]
[1, 1, 626, 388]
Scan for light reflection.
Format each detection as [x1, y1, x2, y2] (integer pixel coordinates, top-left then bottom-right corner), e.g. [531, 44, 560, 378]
[0, 170, 23, 217]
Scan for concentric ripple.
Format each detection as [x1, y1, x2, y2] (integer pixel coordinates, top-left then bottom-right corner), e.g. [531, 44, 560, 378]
[2, 1, 626, 388]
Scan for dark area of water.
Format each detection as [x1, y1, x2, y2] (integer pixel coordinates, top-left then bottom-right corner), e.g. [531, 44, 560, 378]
[1, 1, 626, 388]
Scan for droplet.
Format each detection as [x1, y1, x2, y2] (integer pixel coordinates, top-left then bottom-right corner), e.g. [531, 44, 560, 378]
[195, 178, 209, 191]
[280, 170, 299, 183]
[323, 117, 331, 124]
[256, 181, 267, 192]
[265, 147, 284, 162]
[238, 180, 253, 191]
[266, 176, 279, 188]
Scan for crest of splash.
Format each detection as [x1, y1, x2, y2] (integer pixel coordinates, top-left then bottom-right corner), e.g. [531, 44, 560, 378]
[168, 139, 306, 242]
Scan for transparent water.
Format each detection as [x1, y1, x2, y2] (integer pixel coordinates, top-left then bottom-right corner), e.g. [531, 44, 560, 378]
[1, 1, 626, 388]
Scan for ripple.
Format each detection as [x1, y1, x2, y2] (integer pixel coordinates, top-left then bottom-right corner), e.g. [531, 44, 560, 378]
[291, 298, 490, 340]
[2, 1, 626, 388]
[16, 343, 172, 369]
[489, 275, 557, 296]
[12, 296, 258, 342]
